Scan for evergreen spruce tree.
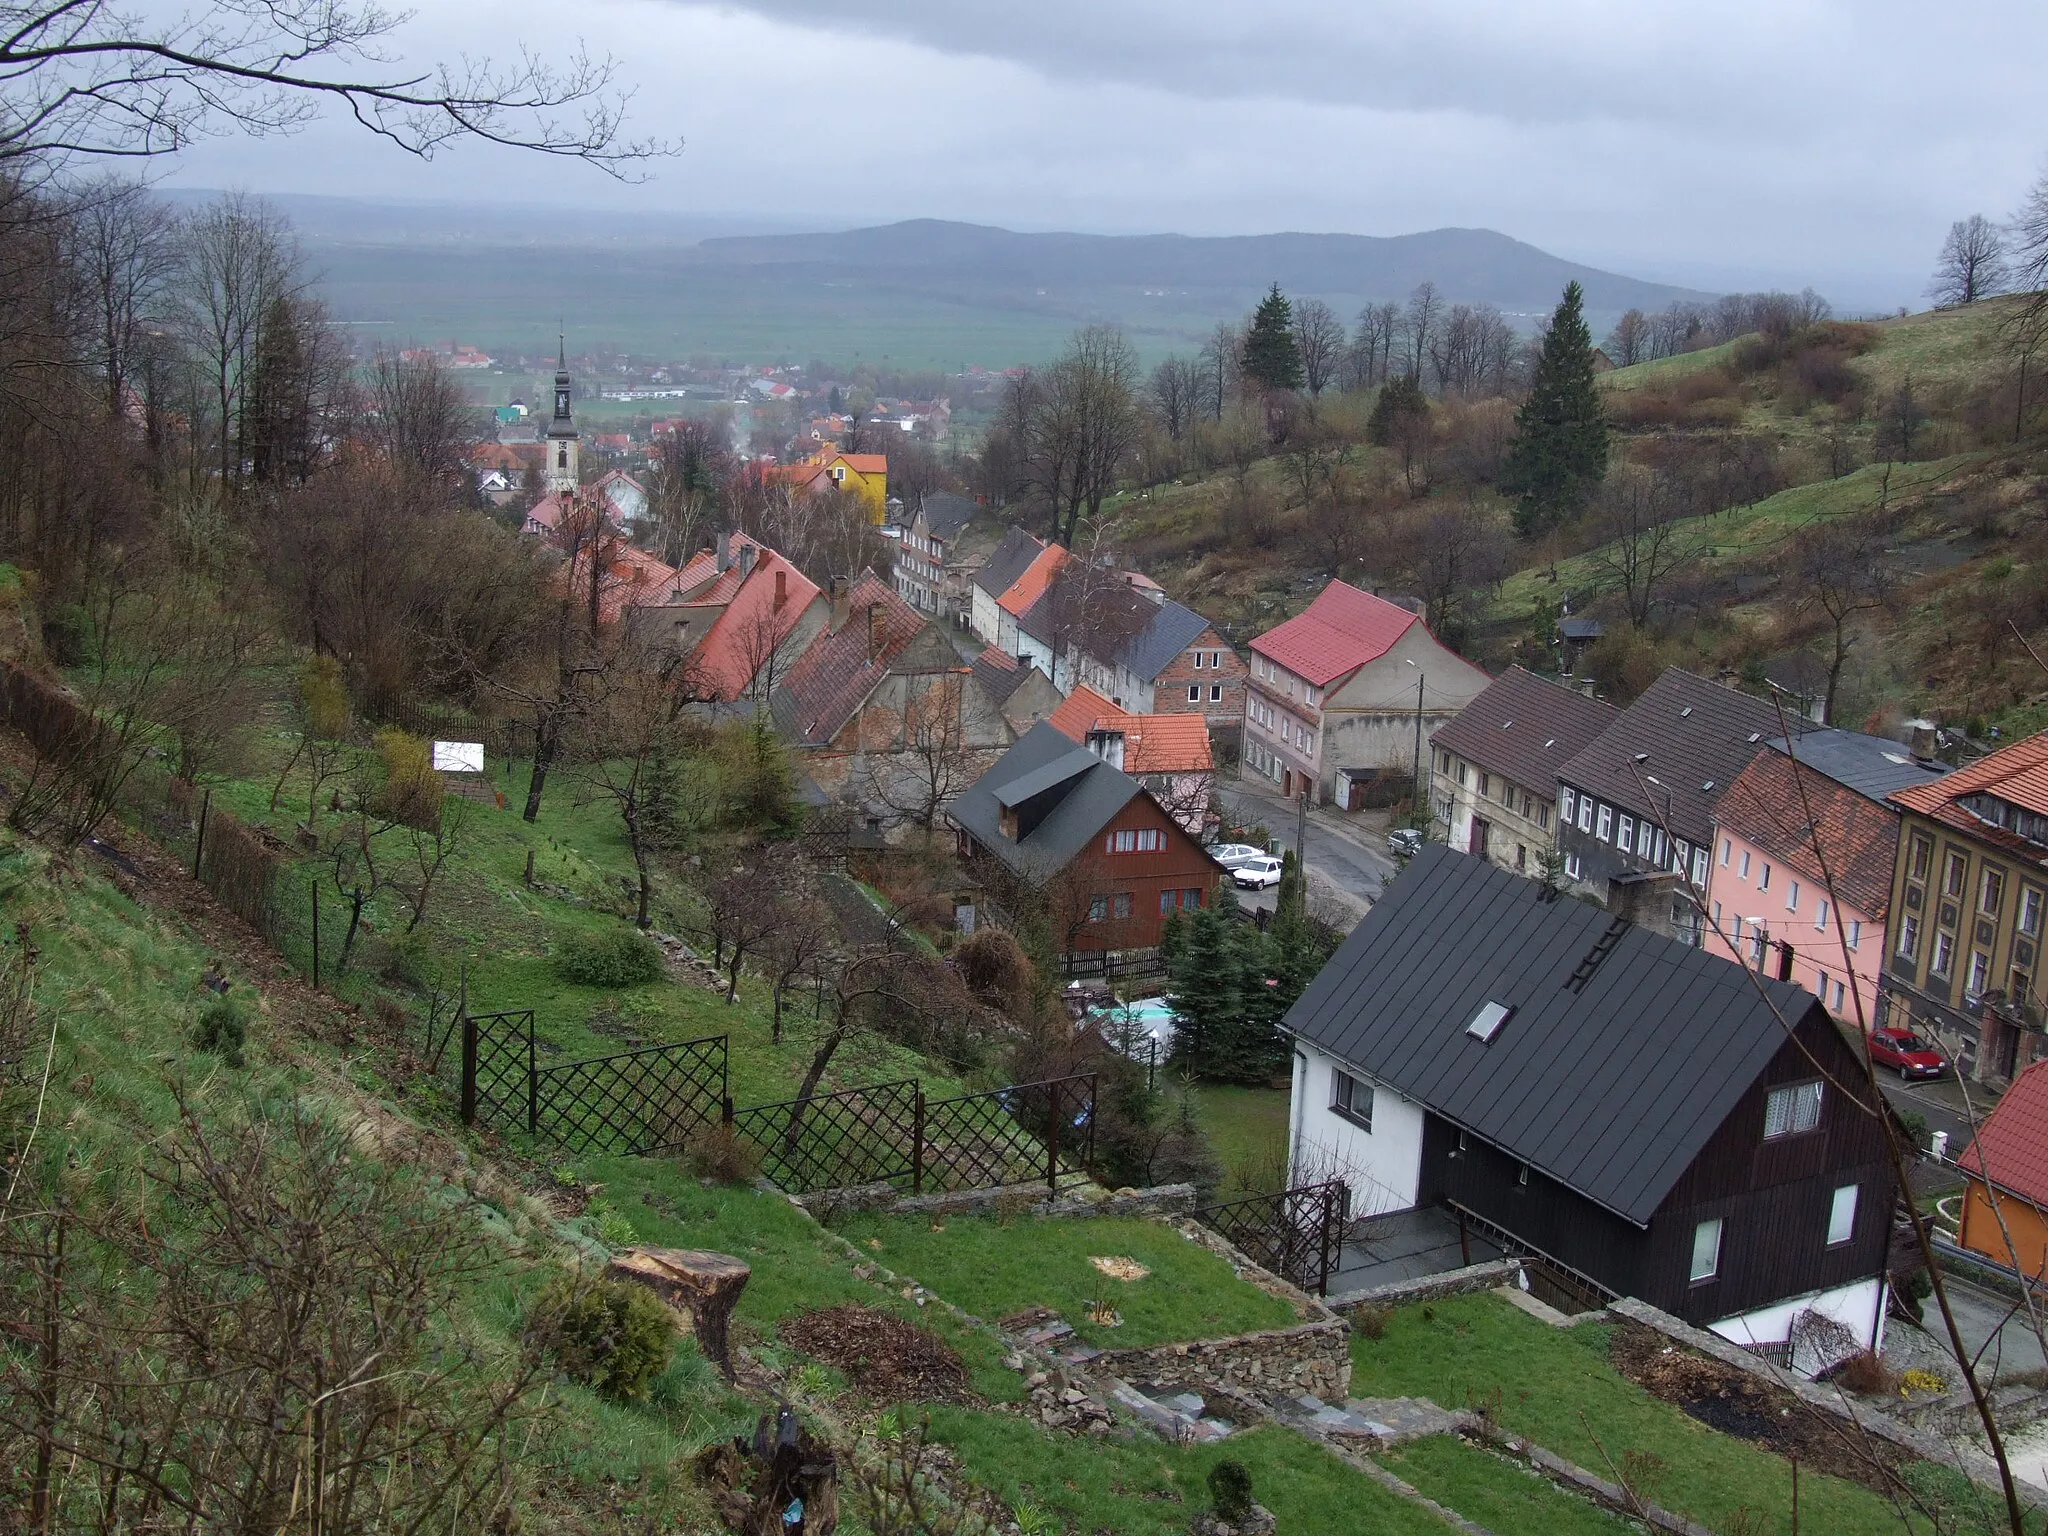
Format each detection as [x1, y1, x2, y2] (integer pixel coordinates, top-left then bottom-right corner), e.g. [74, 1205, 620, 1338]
[1240, 284, 1305, 394]
[1166, 903, 1240, 1078]
[1365, 372, 1428, 446]
[1230, 925, 1289, 1083]
[1502, 281, 1609, 537]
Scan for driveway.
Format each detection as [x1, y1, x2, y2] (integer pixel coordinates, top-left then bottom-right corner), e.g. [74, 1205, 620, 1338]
[1219, 777, 1397, 929]
[1880, 1071, 1998, 1159]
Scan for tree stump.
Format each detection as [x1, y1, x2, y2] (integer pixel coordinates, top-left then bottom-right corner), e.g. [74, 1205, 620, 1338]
[608, 1247, 751, 1382]
[693, 1405, 838, 1535]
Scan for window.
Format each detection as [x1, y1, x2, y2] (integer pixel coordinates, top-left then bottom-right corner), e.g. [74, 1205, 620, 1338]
[1561, 787, 1576, 823]
[1596, 805, 1613, 843]
[1764, 1081, 1824, 1139]
[1332, 1070, 1373, 1131]
[1787, 880, 1800, 912]
[1565, 854, 1582, 879]
[1088, 896, 1108, 922]
[1189, 684, 1201, 702]
[1183, 887, 1202, 909]
[1816, 899, 1830, 931]
[1832, 980, 1846, 1011]
[1848, 919, 1861, 950]
[2023, 888, 2044, 937]
[1538, 804, 1551, 830]
[1691, 1218, 1723, 1282]
[1193, 651, 1205, 668]
[1760, 863, 1772, 891]
[1968, 951, 1991, 996]
[1897, 914, 1920, 960]
[1617, 814, 1635, 848]
[1908, 836, 1931, 881]
[1714, 901, 1723, 925]
[1750, 930, 1767, 968]
[1720, 838, 1731, 866]
[1931, 930, 1955, 978]
[1579, 797, 1594, 832]
[1112, 893, 1133, 920]
[1641, 819, 1656, 858]
[1479, 772, 1491, 799]
[1160, 890, 1177, 916]
[1827, 1184, 1859, 1246]
[1982, 867, 2006, 915]
[1944, 851, 1968, 899]
[1211, 684, 1223, 702]
[1740, 850, 1752, 878]
[1816, 967, 1829, 1003]
[1693, 847, 1709, 887]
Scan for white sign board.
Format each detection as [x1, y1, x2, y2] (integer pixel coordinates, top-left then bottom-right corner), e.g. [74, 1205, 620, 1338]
[432, 741, 485, 774]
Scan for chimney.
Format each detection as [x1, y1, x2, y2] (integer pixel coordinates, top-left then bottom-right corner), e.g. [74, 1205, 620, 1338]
[774, 568, 788, 607]
[1577, 678, 1598, 698]
[867, 603, 883, 662]
[828, 576, 851, 632]
[1607, 869, 1681, 938]
[738, 543, 758, 579]
[715, 530, 732, 571]
[1087, 729, 1126, 771]
[1906, 718, 1939, 763]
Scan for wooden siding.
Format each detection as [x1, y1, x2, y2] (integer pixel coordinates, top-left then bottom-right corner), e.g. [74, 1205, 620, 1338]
[1064, 795, 1219, 951]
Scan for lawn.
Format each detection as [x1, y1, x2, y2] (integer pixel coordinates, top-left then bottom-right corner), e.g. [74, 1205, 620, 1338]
[1190, 1083, 1291, 1193]
[1353, 1293, 2014, 1536]
[1379, 1435, 1637, 1536]
[831, 1211, 1302, 1347]
[926, 1411, 1457, 1536]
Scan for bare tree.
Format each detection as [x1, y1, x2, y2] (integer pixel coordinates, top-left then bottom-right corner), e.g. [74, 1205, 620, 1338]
[0, 0, 668, 170]
[1147, 354, 1201, 441]
[1009, 324, 1141, 546]
[1874, 373, 1929, 463]
[1605, 308, 1649, 368]
[1583, 465, 1712, 627]
[857, 674, 996, 838]
[363, 345, 485, 500]
[1791, 518, 1892, 725]
[1928, 215, 2010, 308]
[1197, 320, 1241, 421]
[698, 852, 792, 1003]
[61, 175, 179, 419]
[1291, 297, 1345, 399]
[1346, 301, 1400, 391]
[1402, 281, 1442, 382]
[1383, 491, 1509, 638]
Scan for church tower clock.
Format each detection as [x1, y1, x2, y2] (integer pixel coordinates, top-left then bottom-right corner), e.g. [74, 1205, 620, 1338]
[545, 334, 579, 494]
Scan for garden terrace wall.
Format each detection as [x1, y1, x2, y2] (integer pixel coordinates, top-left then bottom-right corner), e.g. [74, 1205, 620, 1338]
[1326, 1259, 1528, 1312]
[1086, 1314, 1352, 1404]
[797, 1180, 1196, 1222]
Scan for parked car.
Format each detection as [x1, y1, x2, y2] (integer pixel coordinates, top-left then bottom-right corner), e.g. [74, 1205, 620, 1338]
[1207, 842, 1267, 871]
[1233, 855, 1285, 890]
[1388, 827, 1424, 858]
[1868, 1028, 1949, 1080]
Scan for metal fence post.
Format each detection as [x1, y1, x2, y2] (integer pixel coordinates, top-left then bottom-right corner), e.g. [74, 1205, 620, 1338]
[912, 1083, 926, 1194]
[192, 788, 210, 879]
[1085, 1074, 1097, 1173]
[526, 1013, 539, 1136]
[1046, 1080, 1061, 1194]
[310, 877, 320, 988]
[459, 1012, 478, 1126]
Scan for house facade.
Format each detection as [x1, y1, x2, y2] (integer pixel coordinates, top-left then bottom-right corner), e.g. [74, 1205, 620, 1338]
[1428, 668, 1617, 877]
[1048, 684, 1216, 837]
[1884, 732, 2048, 1084]
[1244, 581, 1487, 804]
[1285, 846, 1896, 1372]
[1955, 1059, 2048, 1283]
[1705, 730, 1943, 1028]
[1554, 668, 1789, 942]
[968, 528, 1049, 650]
[949, 722, 1223, 957]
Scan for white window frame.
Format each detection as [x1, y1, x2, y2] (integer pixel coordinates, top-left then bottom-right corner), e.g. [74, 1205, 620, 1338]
[1596, 805, 1613, 843]
[1720, 838, 1731, 866]
[1827, 1184, 1859, 1247]
[1764, 1080, 1824, 1139]
[1617, 813, 1635, 849]
[1578, 797, 1594, 832]
[1561, 786, 1576, 823]
[1331, 1070, 1374, 1132]
[1691, 1217, 1723, 1282]
[1787, 880, 1800, 912]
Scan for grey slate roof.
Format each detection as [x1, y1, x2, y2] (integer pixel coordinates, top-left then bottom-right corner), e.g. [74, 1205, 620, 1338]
[949, 721, 1142, 881]
[919, 491, 980, 538]
[1122, 599, 1214, 683]
[1559, 617, 1604, 641]
[1017, 573, 1216, 686]
[1285, 844, 1817, 1226]
[1430, 667, 1618, 795]
[1555, 668, 1794, 846]
[1763, 727, 1947, 803]
[972, 527, 1045, 599]
[971, 649, 1031, 706]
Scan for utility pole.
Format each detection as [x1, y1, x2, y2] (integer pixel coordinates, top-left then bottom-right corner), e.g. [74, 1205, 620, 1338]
[1294, 785, 1310, 889]
[1411, 672, 1426, 820]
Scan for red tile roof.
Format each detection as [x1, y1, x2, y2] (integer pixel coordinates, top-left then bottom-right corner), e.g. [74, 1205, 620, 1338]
[997, 545, 1071, 620]
[1958, 1058, 2048, 1209]
[1046, 684, 1214, 774]
[1250, 580, 1418, 687]
[690, 536, 823, 702]
[1716, 747, 1903, 919]
[837, 453, 888, 475]
[560, 536, 687, 628]
[774, 574, 929, 744]
[1891, 732, 2048, 871]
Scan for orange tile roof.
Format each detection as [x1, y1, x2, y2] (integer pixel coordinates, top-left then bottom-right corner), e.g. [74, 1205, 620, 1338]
[1958, 1058, 2048, 1209]
[1046, 684, 1213, 774]
[690, 538, 822, 702]
[837, 453, 888, 474]
[1716, 747, 1902, 919]
[997, 544, 1071, 619]
[1890, 731, 2048, 867]
[560, 537, 686, 628]
[773, 574, 930, 744]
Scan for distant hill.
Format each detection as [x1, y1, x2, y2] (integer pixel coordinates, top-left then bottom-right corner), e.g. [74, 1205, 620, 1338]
[692, 219, 1715, 321]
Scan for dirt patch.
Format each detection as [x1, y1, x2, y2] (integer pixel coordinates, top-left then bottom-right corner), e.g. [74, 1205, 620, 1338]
[781, 1303, 976, 1404]
[1609, 1322, 1916, 1497]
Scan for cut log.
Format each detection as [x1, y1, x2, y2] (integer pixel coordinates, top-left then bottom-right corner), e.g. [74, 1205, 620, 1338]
[609, 1246, 751, 1382]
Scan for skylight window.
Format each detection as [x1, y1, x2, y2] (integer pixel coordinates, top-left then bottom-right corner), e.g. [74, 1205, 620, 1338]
[1748, 733, 1762, 744]
[1466, 1001, 1514, 1043]
[1680, 706, 1693, 718]
[1702, 780, 1715, 792]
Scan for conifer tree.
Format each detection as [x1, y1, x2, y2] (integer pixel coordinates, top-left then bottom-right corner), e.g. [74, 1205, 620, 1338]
[1502, 281, 1609, 537]
[1365, 372, 1428, 446]
[1240, 284, 1305, 394]
[1167, 903, 1240, 1077]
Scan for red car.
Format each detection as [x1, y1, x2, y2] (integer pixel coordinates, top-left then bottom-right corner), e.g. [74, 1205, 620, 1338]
[1868, 1028, 1949, 1080]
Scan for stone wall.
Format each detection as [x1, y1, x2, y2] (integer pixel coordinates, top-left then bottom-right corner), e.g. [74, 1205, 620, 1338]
[1089, 1315, 1353, 1405]
[793, 1179, 1197, 1222]
[1327, 1259, 1526, 1313]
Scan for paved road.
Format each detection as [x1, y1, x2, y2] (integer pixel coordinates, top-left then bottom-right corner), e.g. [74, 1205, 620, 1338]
[1879, 1072, 1992, 1158]
[1219, 778, 1398, 928]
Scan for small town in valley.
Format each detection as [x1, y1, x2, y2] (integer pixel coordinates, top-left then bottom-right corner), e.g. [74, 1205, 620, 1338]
[4, 5, 2048, 1534]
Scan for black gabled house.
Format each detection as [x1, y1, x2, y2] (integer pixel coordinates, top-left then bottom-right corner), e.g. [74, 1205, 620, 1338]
[1284, 845, 1894, 1369]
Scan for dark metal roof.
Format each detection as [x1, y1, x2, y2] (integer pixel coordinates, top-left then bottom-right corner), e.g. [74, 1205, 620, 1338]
[1763, 728, 1947, 803]
[948, 721, 1142, 881]
[1121, 599, 1214, 683]
[919, 491, 980, 538]
[1431, 667, 1618, 794]
[1017, 574, 1215, 686]
[971, 648, 1029, 706]
[972, 527, 1046, 599]
[1284, 844, 1817, 1225]
[1555, 668, 1795, 846]
[1559, 617, 1604, 641]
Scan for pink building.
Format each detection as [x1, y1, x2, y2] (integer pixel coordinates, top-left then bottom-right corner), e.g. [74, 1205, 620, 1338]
[1704, 731, 1943, 1027]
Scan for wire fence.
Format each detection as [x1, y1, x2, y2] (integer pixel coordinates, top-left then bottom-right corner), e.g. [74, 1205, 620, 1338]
[1191, 1180, 1349, 1297]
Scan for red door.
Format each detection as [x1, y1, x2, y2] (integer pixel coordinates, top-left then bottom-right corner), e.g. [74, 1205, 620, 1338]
[1469, 818, 1490, 858]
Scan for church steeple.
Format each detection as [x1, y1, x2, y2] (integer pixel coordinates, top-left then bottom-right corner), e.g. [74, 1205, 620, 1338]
[545, 331, 579, 494]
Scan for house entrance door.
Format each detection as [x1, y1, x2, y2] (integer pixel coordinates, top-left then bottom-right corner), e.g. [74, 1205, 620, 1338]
[1469, 818, 1490, 858]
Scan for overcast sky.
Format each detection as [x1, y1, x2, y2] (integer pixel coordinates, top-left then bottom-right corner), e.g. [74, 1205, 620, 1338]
[161, 0, 2047, 309]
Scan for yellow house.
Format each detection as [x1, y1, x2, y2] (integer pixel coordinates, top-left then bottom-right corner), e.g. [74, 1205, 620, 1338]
[813, 451, 888, 522]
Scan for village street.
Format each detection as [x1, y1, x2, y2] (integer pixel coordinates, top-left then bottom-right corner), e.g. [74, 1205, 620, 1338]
[1218, 773, 1397, 928]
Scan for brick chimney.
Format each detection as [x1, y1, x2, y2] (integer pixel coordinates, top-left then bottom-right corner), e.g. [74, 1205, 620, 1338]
[867, 602, 884, 662]
[774, 568, 787, 608]
[1607, 869, 1681, 938]
[828, 576, 850, 632]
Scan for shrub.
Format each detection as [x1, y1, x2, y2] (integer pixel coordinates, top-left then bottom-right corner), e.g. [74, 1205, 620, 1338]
[526, 1273, 674, 1401]
[41, 601, 90, 665]
[1207, 1460, 1254, 1522]
[191, 997, 248, 1068]
[1350, 1303, 1390, 1341]
[683, 1121, 762, 1184]
[552, 927, 665, 988]
[300, 655, 350, 739]
[371, 727, 443, 830]
[1828, 1349, 1897, 1396]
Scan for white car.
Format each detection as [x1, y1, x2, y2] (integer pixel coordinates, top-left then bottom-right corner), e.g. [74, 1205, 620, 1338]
[1232, 855, 1285, 890]
[1207, 842, 1267, 870]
